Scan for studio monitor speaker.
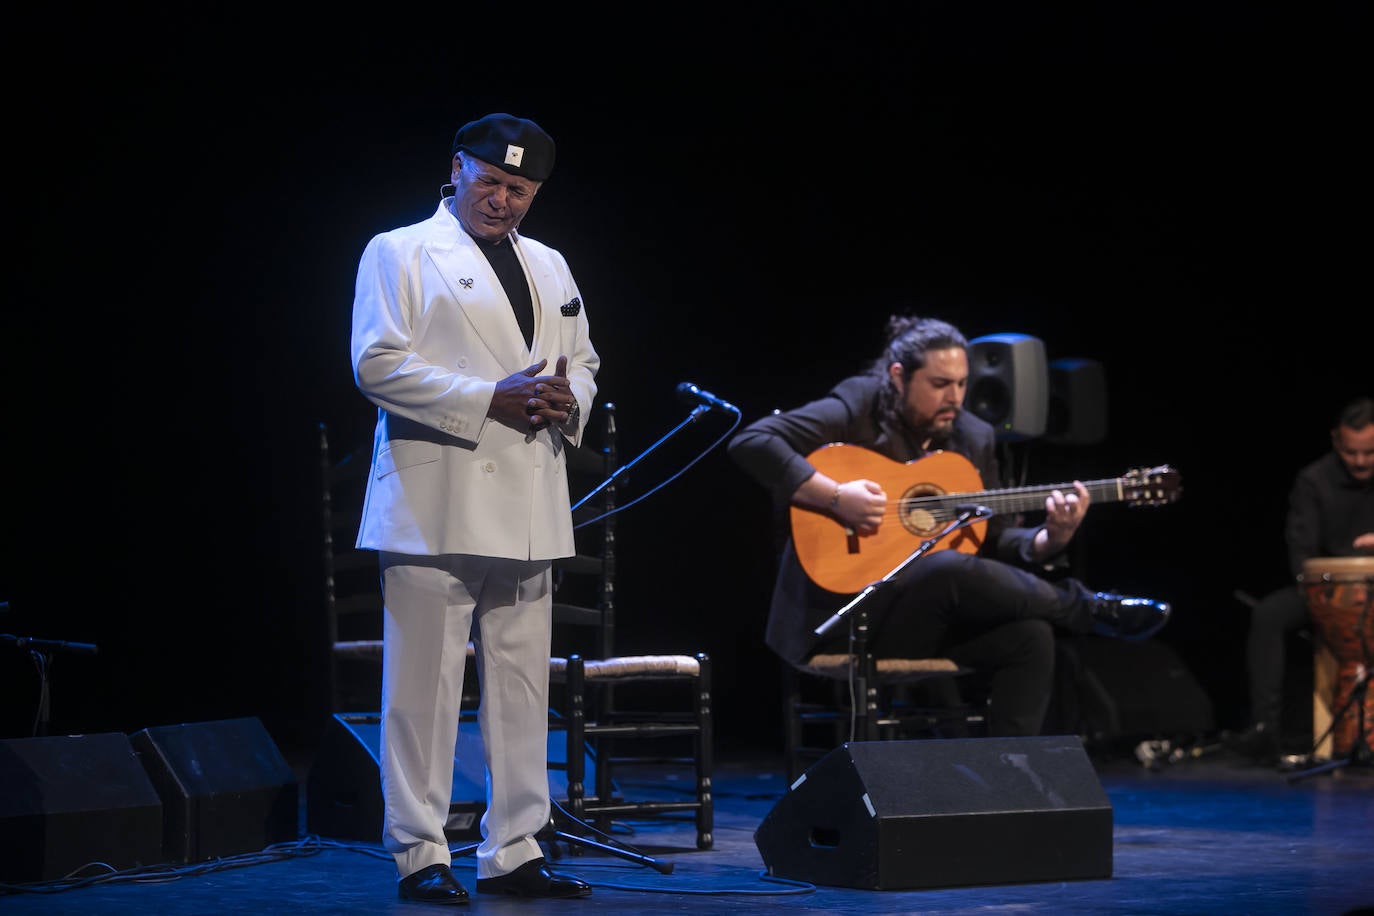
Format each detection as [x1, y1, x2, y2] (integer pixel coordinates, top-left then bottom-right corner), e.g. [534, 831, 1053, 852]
[130, 716, 298, 864]
[0, 732, 163, 882]
[1046, 357, 1108, 445]
[307, 713, 598, 842]
[755, 736, 1112, 890]
[967, 333, 1049, 441]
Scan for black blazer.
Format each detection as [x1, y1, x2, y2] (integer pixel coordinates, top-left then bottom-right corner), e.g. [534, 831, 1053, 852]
[728, 373, 1043, 665]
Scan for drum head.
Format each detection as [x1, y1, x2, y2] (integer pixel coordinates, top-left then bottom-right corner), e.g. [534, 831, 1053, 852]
[1300, 556, 1374, 582]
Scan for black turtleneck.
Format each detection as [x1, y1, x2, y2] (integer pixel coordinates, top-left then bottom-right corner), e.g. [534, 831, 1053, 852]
[475, 236, 533, 348]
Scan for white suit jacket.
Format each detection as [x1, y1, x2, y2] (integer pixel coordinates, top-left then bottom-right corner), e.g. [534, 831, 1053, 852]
[350, 201, 600, 560]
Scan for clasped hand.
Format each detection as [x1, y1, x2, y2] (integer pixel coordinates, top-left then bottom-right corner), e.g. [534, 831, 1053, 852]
[489, 355, 576, 431]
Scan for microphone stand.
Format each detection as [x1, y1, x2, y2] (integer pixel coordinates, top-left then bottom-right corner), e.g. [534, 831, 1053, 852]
[1, 633, 100, 737]
[573, 407, 705, 515]
[450, 797, 675, 874]
[807, 507, 989, 743]
[814, 507, 989, 640]
[1287, 582, 1374, 783]
[488, 399, 735, 875]
[572, 400, 739, 529]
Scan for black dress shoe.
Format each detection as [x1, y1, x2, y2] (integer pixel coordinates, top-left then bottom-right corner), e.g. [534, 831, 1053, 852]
[398, 863, 470, 905]
[475, 857, 592, 898]
[1090, 592, 1172, 641]
[1225, 723, 1282, 765]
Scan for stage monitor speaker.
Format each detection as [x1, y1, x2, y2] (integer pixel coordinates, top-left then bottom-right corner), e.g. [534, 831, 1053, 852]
[307, 713, 599, 842]
[967, 333, 1049, 441]
[1046, 357, 1108, 445]
[755, 735, 1112, 890]
[0, 732, 163, 883]
[130, 716, 298, 864]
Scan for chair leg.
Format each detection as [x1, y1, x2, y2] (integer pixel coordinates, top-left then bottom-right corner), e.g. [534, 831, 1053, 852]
[565, 655, 587, 827]
[693, 652, 714, 850]
[782, 664, 804, 784]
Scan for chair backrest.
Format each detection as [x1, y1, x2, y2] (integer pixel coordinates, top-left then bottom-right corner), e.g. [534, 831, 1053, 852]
[551, 403, 618, 661]
[318, 421, 385, 712]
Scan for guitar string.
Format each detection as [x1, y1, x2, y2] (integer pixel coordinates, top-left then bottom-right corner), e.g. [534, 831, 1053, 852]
[858, 476, 1176, 525]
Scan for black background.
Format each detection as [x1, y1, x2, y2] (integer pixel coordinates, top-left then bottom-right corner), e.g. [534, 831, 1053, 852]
[3, 4, 1367, 757]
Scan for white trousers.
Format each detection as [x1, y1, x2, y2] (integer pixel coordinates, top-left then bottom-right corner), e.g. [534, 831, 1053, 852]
[378, 552, 553, 880]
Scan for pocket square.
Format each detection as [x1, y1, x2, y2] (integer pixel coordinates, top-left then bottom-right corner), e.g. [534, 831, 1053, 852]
[560, 297, 582, 316]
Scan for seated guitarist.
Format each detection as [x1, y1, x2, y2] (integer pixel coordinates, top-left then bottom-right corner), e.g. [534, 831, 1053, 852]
[727, 313, 1173, 737]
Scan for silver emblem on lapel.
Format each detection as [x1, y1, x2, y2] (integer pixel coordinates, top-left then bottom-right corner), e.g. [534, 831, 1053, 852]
[459, 278, 474, 289]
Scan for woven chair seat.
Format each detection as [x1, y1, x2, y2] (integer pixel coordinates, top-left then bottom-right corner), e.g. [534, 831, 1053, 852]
[800, 653, 966, 682]
[550, 654, 702, 680]
[333, 640, 382, 661]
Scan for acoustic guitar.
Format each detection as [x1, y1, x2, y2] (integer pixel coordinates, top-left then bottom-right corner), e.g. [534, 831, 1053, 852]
[790, 444, 1182, 594]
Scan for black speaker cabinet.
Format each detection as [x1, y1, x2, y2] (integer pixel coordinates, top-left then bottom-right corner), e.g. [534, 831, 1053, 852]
[1046, 357, 1108, 445]
[755, 736, 1113, 890]
[967, 333, 1049, 441]
[307, 713, 598, 842]
[130, 717, 298, 864]
[0, 732, 163, 882]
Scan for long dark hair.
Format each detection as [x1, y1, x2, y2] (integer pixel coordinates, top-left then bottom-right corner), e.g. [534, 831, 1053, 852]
[872, 315, 968, 418]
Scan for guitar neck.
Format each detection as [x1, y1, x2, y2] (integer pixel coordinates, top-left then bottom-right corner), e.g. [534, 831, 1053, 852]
[913, 478, 1129, 516]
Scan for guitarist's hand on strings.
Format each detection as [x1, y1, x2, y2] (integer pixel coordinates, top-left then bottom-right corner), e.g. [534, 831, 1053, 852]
[1032, 481, 1091, 561]
[799, 473, 886, 536]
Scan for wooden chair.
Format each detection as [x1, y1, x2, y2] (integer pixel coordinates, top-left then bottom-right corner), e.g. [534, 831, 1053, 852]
[547, 403, 714, 850]
[781, 603, 984, 782]
[318, 421, 387, 714]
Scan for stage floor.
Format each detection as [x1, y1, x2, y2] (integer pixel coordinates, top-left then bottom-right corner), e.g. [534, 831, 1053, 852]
[2, 741, 1372, 915]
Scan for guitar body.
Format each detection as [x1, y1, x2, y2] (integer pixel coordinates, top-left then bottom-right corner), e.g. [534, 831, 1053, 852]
[791, 446, 990, 595]
[790, 443, 1182, 595]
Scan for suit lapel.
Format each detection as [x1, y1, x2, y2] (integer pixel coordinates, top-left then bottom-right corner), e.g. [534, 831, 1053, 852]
[520, 242, 561, 360]
[423, 233, 527, 372]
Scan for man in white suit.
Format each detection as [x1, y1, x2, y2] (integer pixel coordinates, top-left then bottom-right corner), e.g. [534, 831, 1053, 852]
[351, 113, 599, 904]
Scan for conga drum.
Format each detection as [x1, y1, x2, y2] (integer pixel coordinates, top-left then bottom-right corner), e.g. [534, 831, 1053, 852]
[1301, 557, 1374, 757]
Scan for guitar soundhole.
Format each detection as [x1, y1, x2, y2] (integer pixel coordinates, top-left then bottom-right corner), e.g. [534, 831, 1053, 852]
[898, 483, 944, 537]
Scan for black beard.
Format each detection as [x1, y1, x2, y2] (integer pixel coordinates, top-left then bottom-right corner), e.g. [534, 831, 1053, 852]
[923, 425, 953, 450]
[899, 415, 952, 453]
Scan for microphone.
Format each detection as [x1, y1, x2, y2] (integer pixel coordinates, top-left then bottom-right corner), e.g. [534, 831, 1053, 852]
[955, 504, 995, 518]
[1, 635, 99, 655]
[675, 381, 739, 413]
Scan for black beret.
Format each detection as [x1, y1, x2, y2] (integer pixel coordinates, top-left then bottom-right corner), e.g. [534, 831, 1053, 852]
[451, 113, 555, 182]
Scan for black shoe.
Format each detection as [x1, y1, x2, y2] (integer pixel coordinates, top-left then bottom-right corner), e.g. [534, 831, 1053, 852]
[475, 857, 592, 898]
[1225, 723, 1282, 765]
[398, 863, 470, 905]
[1090, 592, 1172, 640]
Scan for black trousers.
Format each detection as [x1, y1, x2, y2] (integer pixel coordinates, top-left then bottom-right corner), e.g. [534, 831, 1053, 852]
[1245, 584, 1310, 732]
[860, 549, 1099, 737]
